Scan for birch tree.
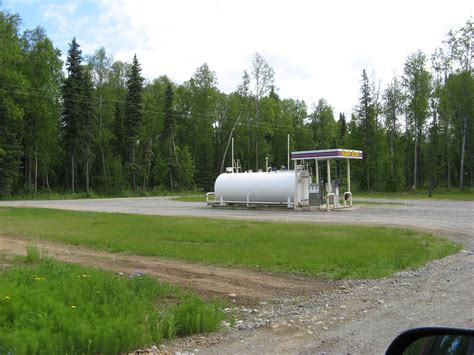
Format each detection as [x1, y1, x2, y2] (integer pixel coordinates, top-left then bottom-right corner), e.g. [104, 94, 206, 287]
[446, 21, 473, 189]
[251, 53, 274, 170]
[87, 47, 112, 180]
[383, 76, 404, 190]
[403, 51, 432, 191]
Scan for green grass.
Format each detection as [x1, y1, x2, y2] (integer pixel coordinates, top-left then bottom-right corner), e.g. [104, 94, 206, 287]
[173, 195, 207, 202]
[0, 189, 205, 201]
[0, 207, 460, 279]
[354, 188, 474, 201]
[25, 244, 41, 263]
[0, 247, 224, 354]
[353, 200, 409, 206]
[5, 187, 471, 201]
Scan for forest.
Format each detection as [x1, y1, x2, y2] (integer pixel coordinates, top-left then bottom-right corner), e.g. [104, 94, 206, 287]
[0, 8, 473, 197]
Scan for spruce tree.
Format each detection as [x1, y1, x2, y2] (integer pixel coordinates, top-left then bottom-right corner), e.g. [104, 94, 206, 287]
[78, 68, 96, 193]
[338, 113, 347, 142]
[356, 69, 377, 190]
[62, 37, 83, 193]
[124, 54, 144, 190]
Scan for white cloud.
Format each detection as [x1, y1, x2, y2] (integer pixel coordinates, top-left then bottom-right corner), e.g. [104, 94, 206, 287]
[41, 2, 79, 38]
[42, 0, 474, 116]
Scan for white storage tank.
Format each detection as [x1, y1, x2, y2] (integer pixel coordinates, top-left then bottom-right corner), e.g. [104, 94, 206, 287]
[214, 170, 309, 204]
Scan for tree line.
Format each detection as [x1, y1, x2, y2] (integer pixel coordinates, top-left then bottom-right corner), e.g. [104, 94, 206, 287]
[0, 9, 472, 197]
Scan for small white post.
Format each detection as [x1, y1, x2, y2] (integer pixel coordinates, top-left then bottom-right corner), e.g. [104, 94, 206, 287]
[294, 160, 298, 210]
[347, 159, 352, 207]
[347, 159, 351, 193]
[327, 160, 332, 211]
[266, 156, 269, 172]
[327, 160, 331, 194]
[287, 133, 290, 169]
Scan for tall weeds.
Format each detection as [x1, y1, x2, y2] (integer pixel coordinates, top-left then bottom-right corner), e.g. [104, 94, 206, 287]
[0, 254, 224, 354]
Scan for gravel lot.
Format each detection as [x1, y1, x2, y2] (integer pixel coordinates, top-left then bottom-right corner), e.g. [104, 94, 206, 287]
[0, 197, 472, 236]
[0, 197, 473, 354]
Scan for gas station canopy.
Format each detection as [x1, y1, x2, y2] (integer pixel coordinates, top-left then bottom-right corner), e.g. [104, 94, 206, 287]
[291, 148, 363, 161]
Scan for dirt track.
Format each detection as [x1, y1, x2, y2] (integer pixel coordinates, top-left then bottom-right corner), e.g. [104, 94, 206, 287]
[0, 234, 336, 304]
[0, 197, 473, 354]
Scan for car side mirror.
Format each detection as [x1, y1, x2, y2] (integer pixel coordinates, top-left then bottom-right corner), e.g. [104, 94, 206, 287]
[386, 327, 474, 355]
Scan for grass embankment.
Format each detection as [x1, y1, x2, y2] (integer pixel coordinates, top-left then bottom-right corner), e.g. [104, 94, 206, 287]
[0, 208, 459, 279]
[173, 195, 207, 202]
[355, 188, 474, 201]
[0, 189, 204, 201]
[0, 248, 224, 354]
[4, 188, 471, 201]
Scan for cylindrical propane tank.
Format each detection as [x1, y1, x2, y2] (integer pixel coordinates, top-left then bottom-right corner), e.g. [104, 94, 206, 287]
[214, 171, 296, 203]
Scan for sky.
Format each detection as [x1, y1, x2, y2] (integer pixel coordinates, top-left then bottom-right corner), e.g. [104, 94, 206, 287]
[3, 0, 473, 117]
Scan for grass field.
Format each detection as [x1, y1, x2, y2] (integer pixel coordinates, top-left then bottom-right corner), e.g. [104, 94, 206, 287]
[355, 188, 474, 201]
[353, 200, 409, 206]
[0, 247, 224, 354]
[0, 208, 459, 279]
[0, 189, 204, 201]
[173, 195, 207, 202]
[3, 187, 472, 202]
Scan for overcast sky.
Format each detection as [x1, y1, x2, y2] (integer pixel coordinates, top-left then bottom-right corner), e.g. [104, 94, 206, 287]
[4, 0, 473, 117]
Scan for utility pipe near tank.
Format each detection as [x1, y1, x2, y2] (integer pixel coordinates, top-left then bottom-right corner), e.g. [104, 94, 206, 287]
[315, 159, 319, 184]
[294, 160, 298, 210]
[326, 159, 336, 211]
[231, 137, 234, 172]
[347, 159, 351, 192]
[346, 158, 352, 207]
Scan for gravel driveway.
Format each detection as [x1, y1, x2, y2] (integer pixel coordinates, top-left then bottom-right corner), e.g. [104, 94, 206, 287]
[0, 197, 472, 354]
[0, 197, 472, 236]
